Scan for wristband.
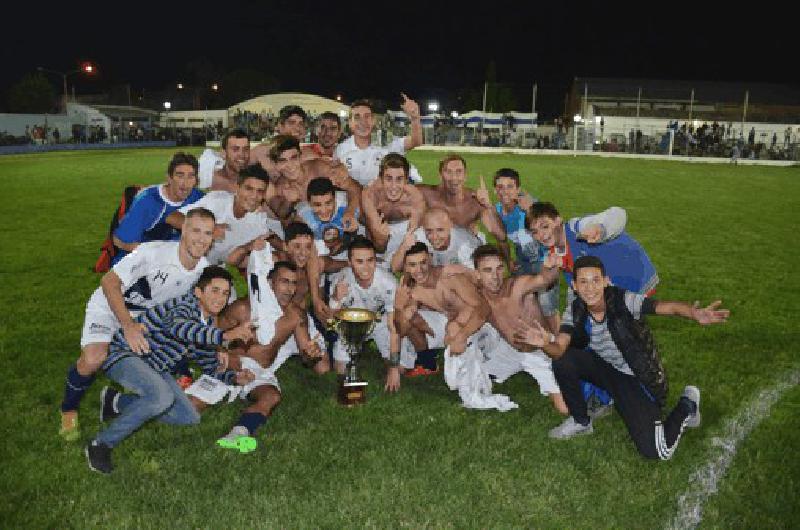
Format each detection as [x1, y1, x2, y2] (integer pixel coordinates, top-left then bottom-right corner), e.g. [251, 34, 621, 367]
[388, 351, 401, 366]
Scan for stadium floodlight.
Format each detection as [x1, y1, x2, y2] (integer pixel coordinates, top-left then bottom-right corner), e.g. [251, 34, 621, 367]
[128, 121, 134, 126]
[450, 111, 459, 118]
[336, 94, 342, 102]
[177, 83, 184, 90]
[573, 114, 582, 123]
[37, 62, 97, 111]
[428, 102, 439, 113]
[211, 83, 219, 91]
[163, 101, 171, 110]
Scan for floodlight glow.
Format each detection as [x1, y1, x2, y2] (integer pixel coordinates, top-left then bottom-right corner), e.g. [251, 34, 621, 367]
[338, 109, 348, 118]
[211, 83, 218, 91]
[163, 101, 171, 110]
[128, 121, 134, 126]
[573, 114, 582, 123]
[428, 102, 439, 112]
[451, 111, 459, 118]
[595, 116, 602, 124]
[336, 94, 342, 101]
[177, 83, 184, 90]
[81, 62, 95, 74]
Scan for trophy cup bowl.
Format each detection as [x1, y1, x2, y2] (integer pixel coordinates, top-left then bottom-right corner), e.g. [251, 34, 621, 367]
[330, 308, 376, 406]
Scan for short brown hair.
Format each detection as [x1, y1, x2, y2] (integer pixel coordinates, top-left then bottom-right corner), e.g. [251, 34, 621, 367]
[438, 153, 467, 174]
[186, 207, 216, 224]
[349, 99, 373, 114]
[269, 135, 301, 163]
[472, 244, 505, 268]
[379, 153, 410, 179]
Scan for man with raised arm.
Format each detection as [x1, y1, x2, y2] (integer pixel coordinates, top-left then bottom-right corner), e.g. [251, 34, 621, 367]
[59, 208, 217, 441]
[334, 95, 423, 186]
[469, 244, 567, 413]
[360, 153, 426, 269]
[390, 208, 481, 273]
[514, 255, 728, 460]
[417, 154, 506, 242]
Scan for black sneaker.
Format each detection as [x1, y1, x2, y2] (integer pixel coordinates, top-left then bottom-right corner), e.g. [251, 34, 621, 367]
[100, 386, 120, 423]
[85, 440, 113, 474]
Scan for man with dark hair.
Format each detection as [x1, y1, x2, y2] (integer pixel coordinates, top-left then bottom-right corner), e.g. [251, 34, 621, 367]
[334, 95, 423, 186]
[417, 154, 506, 242]
[168, 165, 284, 268]
[394, 242, 488, 375]
[316, 111, 342, 157]
[198, 128, 250, 192]
[492, 168, 559, 332]
[59, 208, 217, 441]
[111, 152, 204, 264]
[514, 255, 728, 459]
[361, 153, 426, 268]
[85, 265, 256, 473]
[328, 235, 403, 391]
[390, 208, 481, 273]
[296, 177, 359, 258]
[527, 202, 658, 296]
[468, 244, 566, 413]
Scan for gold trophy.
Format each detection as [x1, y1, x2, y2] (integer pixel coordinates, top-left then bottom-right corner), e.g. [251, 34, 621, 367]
[330, 308, 376, 406]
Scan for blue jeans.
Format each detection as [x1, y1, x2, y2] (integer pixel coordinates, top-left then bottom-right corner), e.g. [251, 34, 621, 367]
[96, 356, 200, 448]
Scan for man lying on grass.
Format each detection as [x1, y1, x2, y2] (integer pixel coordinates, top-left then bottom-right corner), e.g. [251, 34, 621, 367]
[86, 266, 255, 474]
[514, 255, 729, 460]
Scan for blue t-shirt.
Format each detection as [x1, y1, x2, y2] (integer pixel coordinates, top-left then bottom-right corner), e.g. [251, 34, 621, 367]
[112, 185, 203, 264]
[495, 203, 545, 270]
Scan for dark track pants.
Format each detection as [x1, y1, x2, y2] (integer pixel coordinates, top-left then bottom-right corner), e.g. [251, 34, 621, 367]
[553, 347, 691, 460]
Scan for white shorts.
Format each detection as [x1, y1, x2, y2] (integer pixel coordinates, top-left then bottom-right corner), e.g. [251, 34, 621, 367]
[476, 325, 560, 396]
[400, 310, 447, 360]
[80, 308, 121, 347]
[333, 316, 415, 368]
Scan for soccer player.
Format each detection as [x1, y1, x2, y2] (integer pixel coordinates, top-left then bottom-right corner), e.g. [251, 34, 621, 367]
[527, 201, 658, 296]
[328, 236, 403, 391]
[197, 128, 251, 192]
[59, 208, 217, 441]
[213, 261, 328, 452]
[316, 111, 343, 157]
[250, 105, 324, 171]
[265, 135, 361, 230]
[333, 95, 423, 186]
[168, 164, 284, 269]
[492, 168, 559, 332]
[85, 266, 256, 474]
[390, 208, 482, 273]
[296, 177, 359, 258]
[514, 256, 728, 460]
[394, 242, 489, 375]
[360, 153, 426, 268]
[111, 152, 203, 264]
[417, 154, 506, 242]
[470, 245, 567, 413]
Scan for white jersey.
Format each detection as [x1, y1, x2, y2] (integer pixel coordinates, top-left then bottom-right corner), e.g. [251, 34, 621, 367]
[87, 241, 209, 315]
[413, 226, 481, 269]
[180, 191, 284, 266]
[197, 148, 224, 189]
[334, 136, 421, 186]
[329, 267, 396, 317]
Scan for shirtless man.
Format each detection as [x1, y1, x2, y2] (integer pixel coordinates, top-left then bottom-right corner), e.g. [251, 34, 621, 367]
[360, 153, 426, 268]
[316, 111, 343, 157]
[417, 154, 506, 241]
[394, 242, 489, 375]
[390, 208, 481, 273]
[265, 135, 361, 230]
[250, 105, 324, 172]
[470, 244, 567, 413]
[213, 261, 328, 452]
[197, 128, 251, 192]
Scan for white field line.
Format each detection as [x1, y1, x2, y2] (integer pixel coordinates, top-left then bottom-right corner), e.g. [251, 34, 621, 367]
[667, 369, 800, 530]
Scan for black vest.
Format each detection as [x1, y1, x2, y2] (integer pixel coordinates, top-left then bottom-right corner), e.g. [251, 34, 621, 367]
[570, 286, 668, 407]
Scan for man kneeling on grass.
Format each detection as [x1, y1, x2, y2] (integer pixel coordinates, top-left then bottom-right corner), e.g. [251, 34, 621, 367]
[86, 266, 255, 474]
[514, 256, 729, 460]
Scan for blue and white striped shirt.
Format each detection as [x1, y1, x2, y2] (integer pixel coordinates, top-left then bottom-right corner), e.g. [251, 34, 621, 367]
[103, 292, 235, 383]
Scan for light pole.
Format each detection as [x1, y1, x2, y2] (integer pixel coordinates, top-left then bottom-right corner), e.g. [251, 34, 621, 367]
[37, 62, 96, 112]
[163, 101, 171, 141]
[573, 113, 582, 155]
[427, 102, 439, 145]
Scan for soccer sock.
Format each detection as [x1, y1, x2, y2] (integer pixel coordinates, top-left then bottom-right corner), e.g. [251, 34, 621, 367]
[416, 349, 438, 370]
[61, 364, 95, 412]
[237, 412, 267, 436]
[663, 397, 695, 446]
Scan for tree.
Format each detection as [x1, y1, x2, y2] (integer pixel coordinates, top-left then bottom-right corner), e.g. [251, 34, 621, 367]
[7, 73, 56, 113]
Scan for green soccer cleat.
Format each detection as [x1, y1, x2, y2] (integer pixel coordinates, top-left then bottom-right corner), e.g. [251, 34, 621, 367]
[216, 431, 257, 454]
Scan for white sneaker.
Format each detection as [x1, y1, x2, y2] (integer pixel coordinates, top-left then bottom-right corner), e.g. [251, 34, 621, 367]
[682, 385, 701, 428]
[548, 416, 593, 439]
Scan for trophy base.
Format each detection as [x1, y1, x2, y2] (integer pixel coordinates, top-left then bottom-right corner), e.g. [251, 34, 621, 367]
[338, 381, 368, 407]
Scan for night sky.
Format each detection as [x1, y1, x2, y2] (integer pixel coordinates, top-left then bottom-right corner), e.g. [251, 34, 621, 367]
[3, 1, 797, 117]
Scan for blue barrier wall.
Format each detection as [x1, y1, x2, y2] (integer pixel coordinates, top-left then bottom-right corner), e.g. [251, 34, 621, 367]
[0, 141, 177, 156]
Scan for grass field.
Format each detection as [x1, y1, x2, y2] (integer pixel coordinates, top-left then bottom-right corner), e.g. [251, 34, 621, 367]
[0, 148, 798, 528]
